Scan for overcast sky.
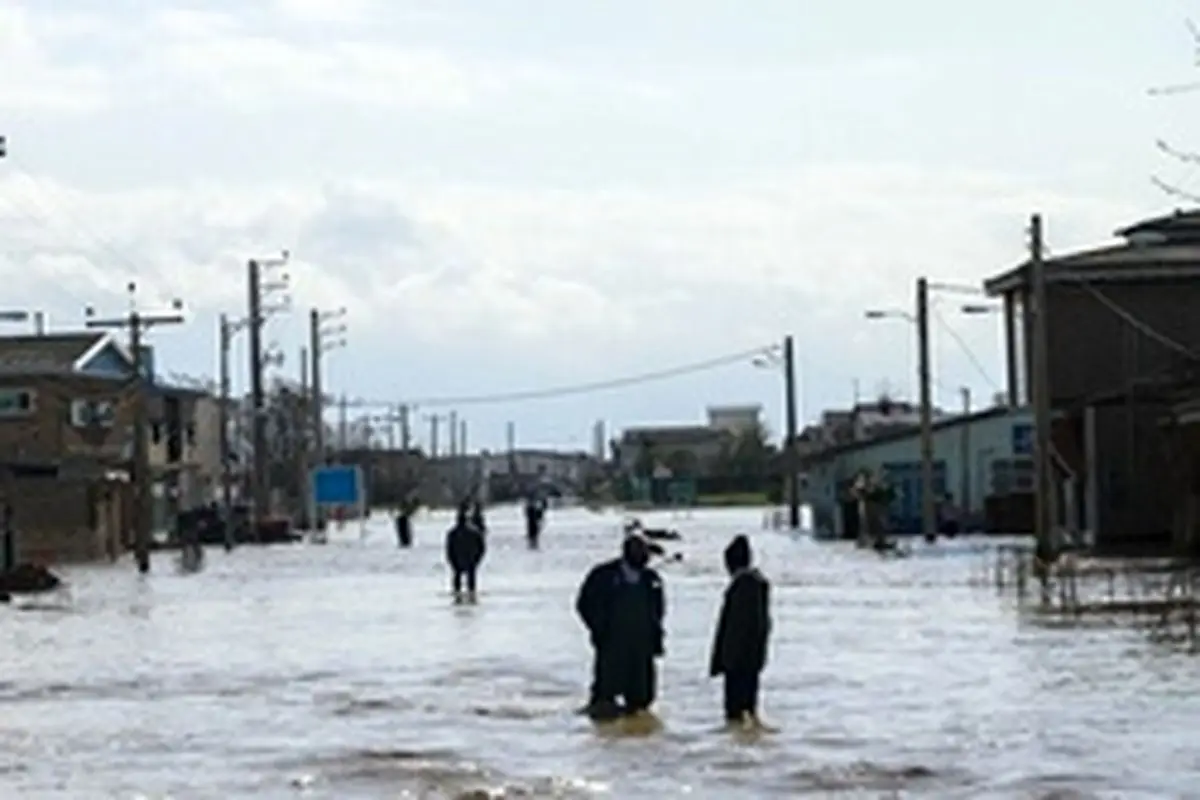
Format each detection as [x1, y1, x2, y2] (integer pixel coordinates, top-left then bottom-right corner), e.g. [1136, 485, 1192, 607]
[1, 0, 1196, 449]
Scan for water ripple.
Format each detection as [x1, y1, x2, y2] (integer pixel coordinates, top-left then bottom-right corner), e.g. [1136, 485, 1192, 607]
[0, 507, 1196, 797]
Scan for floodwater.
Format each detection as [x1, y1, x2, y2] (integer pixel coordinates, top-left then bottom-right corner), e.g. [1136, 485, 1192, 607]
[1, 507, 1198, 799]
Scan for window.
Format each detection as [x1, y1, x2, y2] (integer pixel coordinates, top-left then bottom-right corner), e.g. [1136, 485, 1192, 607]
[991, 458, 1034, 495]
[0, 388, 35, 419]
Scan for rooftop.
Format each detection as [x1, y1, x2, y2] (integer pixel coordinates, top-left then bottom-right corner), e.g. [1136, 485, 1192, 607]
[798, 405, 1023, 465]
[0, 332, 114, 374]
[984, 209, 1200, 296]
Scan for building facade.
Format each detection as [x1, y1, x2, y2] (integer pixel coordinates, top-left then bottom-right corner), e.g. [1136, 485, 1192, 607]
[0, 331, 215, 562]
[984, 209, 1200, 549]
[800, 406, 1035, 537]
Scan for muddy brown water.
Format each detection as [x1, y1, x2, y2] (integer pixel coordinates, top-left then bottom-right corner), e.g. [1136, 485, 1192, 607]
[0, 507, 1195, 798]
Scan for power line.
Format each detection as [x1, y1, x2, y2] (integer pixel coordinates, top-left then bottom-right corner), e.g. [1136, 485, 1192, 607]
[1078, 281, 1199, 362]
[339, 344, 777, 409]
[932, 307, 1001, 392]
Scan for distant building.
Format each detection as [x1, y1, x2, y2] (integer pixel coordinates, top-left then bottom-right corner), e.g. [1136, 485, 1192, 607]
[798, 398, 944, 452]
[617, 404, 765, 478]
[706, 405, 763, 436]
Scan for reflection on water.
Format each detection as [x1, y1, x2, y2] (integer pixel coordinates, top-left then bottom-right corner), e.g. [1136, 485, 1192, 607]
[1, 506, 1197, 798]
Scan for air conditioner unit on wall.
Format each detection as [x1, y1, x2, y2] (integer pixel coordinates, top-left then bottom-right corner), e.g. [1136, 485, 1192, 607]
[69, 399, 91, 428]
[70, 399, 117, 428]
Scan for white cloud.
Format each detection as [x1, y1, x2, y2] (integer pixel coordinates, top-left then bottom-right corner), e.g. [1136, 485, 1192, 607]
[0, 6, 110, 113]
[0, 163, 1141, 375]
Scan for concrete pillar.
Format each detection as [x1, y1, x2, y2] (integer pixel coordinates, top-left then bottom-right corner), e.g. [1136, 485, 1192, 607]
[1003, 292, 1019, 406]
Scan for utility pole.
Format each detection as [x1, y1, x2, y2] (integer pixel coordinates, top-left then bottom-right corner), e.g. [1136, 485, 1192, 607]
[399, 404, 411, 451]
[959, 386, 971, 523]
[246, 259, 267, 530]
[246, 252, 289, 534]
[85, 283, 185, 574]
[308, 305, 347, 466]
[309, 309, 323, 464]
[338, 394, 348, 452]
[427, 413, 443, 458]
[916, 276, 937, 541]
[297, 345, 309, 524]
[506, 421, 516, 474]
[218, 312, 248, 550]
[782, 335, 800, 529]
[1030, 213, 1055, 561]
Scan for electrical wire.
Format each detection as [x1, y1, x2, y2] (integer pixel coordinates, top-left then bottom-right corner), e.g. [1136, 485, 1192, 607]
[931, 307, 1001, 393]
[1077, 281, 1199, 362]
[335, 344, 778, 409]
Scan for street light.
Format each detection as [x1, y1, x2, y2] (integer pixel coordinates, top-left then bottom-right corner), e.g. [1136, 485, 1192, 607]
[864, 308, 915, 322]
[750, 338, 800, 529]
[961, 304, 1000, 315]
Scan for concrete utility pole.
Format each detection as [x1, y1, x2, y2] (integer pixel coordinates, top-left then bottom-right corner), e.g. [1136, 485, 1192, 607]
[399, 404, 411, 451]
[85, 283, 185, 575]
[1030, 213, 1055, 560]
[426, 413, 444, 459]
[308, 306, 347, 466]
[783, 335, 800, 529]
[217, 312, 249, 550]
[338, 394, 348, 452]
[916, 276, 937, 541]
[959, 386, 971, 522]
[506, 421, 516, 474]
[246, 252, 290, 533]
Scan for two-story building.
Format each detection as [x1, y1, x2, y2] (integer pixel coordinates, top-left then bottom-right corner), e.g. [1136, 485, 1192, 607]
[0, 331, 217, 563]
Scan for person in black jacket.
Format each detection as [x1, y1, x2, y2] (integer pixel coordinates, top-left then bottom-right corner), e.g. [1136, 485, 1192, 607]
[575, 534, 665, 720]
[445, 503, 486, 602]
[709, 534, 771, 725]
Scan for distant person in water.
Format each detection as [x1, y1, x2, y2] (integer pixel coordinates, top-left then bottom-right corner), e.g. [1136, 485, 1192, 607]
[524, 493, 546, 548]
[709, 534, 771, 727]
[394, 493, 418, 548]
[575, 534, 665, 720]
[445, 502, 486, 602]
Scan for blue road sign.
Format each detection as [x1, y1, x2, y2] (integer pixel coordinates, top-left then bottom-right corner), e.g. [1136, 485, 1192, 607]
[1011, 423, 1033, 456]
[311, 464, 363, 506]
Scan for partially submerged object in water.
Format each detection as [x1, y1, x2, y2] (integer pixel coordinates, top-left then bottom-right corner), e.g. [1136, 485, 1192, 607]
[0, 563, 63, 595]
[623, 519, 682, 541]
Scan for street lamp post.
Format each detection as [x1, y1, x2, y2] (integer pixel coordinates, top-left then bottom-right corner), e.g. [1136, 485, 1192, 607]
[752, 335, 801, 529]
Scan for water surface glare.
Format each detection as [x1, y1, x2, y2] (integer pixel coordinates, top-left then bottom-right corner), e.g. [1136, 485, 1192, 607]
[1, 506, 1195, 798]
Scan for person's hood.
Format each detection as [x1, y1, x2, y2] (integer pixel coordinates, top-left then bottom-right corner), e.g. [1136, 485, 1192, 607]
[723, 535, 752, 574]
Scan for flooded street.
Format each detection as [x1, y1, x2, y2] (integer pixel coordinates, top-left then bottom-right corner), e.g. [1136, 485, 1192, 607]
[2, 506, 1198, 798]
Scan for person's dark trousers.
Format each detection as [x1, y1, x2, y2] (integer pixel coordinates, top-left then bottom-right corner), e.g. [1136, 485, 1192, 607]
[452, 568, 477, 594]
[723, 671, 760, 722]
[585, 647, 624, 720]
[619, 658, 657, 715]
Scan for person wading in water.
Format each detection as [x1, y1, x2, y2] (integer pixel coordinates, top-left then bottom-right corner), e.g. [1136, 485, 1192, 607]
[709, 534, 771, 728]
[444, 501, 486, 603]
[575, 534, 665, 721]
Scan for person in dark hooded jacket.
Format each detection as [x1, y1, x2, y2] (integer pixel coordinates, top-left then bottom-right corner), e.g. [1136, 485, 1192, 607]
[575, 534, 665, 720]
[709, 534, 771, 725]
[445, 503, 486, 602]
